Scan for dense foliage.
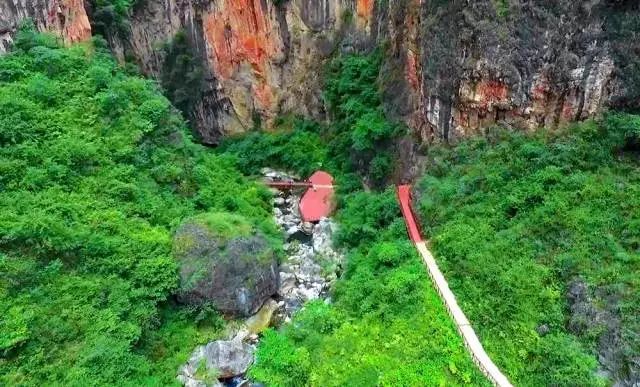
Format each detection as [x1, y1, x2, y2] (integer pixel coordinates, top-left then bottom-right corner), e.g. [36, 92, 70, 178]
[416, 115, 640, 386]
[324, 51, 401, 186]
[160, 30, 205, 131]
[249, 189, 489, 386]
[219, 116, 329, 179]
[0, 28, 275, 385]
[90, 0, 135, 38]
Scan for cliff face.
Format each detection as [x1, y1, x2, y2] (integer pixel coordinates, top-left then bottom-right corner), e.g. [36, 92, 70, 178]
[96, 0, 377, 143]
[0, 0, 91, 52]
[404, 0, 621, 144]
[103, 0, 629, 144]
[2, 0, 635, 145]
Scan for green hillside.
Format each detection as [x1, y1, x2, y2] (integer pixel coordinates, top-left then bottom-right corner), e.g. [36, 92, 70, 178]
[0, 28, 275, 385]
[416, 116, 640, 386]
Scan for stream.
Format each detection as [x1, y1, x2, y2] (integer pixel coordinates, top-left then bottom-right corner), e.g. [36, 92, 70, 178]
[177, 169, 344, 387]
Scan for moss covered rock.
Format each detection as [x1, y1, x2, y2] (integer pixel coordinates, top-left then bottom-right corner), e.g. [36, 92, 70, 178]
[174, 212, 279, 317]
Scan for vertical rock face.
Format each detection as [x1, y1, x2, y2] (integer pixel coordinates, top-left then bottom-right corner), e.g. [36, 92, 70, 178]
[194, 0, 376, 137]
[78, 0, 375, 143]
[115, 0, 240, 145]
[0, 0, 91, 52]
[202, 0, 284, 133]
[2, 0, 635, 145]
[380, 0, 623, 144]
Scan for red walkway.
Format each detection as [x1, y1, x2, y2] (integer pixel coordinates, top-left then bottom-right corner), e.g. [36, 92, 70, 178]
[397, 185, 422, 243]
[396, 185, 513, 387]
[299, 171, 334, 222]
[265, 171, 335, 222]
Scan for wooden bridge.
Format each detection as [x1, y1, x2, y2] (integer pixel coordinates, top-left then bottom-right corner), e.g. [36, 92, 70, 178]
[397, 185, 513, 387]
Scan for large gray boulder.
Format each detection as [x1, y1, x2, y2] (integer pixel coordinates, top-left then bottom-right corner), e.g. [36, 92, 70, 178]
[174, 213, 279, 317]
[178, 338, 254, 384]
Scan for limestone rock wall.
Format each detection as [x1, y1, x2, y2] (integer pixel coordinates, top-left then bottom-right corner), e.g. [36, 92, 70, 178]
[0, 0, 91, 52]
[379, 0, 623, 144]
[1, 0, 633, 146]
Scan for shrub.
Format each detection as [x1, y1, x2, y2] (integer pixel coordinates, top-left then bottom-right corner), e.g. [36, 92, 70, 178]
[220, 117, 329, 178]
[324, 51, 402, 187]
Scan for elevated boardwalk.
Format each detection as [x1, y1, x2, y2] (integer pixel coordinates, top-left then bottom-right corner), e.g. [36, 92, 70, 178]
[397, 185, 513, 387]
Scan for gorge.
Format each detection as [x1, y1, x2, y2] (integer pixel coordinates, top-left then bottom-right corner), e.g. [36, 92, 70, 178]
[1, 1, 639, 386]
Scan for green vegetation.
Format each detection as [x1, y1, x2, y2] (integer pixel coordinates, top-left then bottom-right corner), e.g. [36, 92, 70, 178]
[493, 0, 510, 18]
[90, 0, 135, 37]
[324, 51, 401, 187]
[220, 116, 329, 179]
[7, 12, 640, 386]
[249, 189, 489, 386]
[161, 30, 204, 131]
[0, 27, 274, 385]
[416, 115, 640, 385]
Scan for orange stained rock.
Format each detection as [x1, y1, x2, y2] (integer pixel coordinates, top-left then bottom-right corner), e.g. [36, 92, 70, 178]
[357, 0, 374, 19]
[561, 99, 576, 121]
[476, 80, 509, 106]
[253, 81, 274, 110]
[405, 49, 420, 91]
[61, 0, 91, 43]
[203, 0, 281, 110]
[46, 0, 91, 44]
[531, 77, 549, 101]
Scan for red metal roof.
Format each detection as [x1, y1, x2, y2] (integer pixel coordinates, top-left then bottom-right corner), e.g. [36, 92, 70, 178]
[299, 171, 334, 222]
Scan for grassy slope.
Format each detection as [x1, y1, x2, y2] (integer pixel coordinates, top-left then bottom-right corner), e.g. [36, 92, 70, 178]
[0, 29, 275, 385]
[416, 117, 640, 386]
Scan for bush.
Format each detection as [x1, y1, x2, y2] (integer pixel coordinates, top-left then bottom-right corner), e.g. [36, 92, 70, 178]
[248, 329, 311, 387]
[220, 117, 329, 178]
[324, 51, 402, 187]
[161, 30, 204, 128]
[335, 188, 404, 248]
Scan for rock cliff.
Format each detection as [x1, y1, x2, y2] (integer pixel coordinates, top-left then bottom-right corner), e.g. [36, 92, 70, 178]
[0, 0, 91, 52]
[94, 0, 378, 144]
[3, 0, 637, 145]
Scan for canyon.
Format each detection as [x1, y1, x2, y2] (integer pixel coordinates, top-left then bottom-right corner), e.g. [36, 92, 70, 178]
[2, 0, 634, 146]
[2, 2, 640, 385]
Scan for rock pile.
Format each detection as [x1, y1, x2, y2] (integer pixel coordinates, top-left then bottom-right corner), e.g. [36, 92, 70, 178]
[177, 169, 343, 386]
[264, 169, 343, 320]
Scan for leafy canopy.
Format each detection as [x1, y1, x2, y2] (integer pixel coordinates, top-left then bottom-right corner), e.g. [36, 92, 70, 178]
[0, 27, 274, 385]
[417, 116, 640, 386]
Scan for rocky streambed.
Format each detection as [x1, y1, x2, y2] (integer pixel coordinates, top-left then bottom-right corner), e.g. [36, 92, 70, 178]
[177, 169, 344, 387]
